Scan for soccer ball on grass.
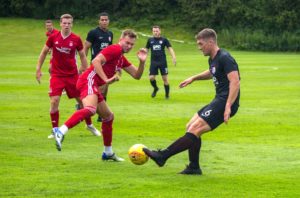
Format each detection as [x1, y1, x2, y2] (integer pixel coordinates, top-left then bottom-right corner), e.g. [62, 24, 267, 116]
[128, 144, 149, 165]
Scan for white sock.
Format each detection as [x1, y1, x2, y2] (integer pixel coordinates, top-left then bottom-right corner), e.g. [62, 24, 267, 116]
[104, 146, 113, 156]
[87, 124, 93, 128]
[59, 125, 69, 135]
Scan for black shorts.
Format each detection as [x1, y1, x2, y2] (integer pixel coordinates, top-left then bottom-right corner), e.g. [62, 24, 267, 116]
[149, 63, 168, 76]
[197, 97, 239, 130]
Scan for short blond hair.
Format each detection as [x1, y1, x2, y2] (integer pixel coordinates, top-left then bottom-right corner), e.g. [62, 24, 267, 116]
[195, 28, 217, 42]
[60, 14, 73, 22]
[121, 29, 137, 39]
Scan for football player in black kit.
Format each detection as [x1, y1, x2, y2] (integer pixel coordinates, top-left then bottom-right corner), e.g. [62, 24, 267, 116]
[143, 28, 240, 175]
[84, 12, 113, 122]
[146, 26, 176, 99]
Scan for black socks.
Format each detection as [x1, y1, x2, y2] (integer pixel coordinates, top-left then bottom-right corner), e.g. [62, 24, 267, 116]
[163, 132, 199, 159]
[150, 80, 158, 89]
[164, 84, 170, 98]
[188, 137, 201, 169]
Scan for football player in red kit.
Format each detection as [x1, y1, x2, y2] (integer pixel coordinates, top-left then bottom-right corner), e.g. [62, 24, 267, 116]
[54, 29, 148, 162]
[36, 14, 100, 139]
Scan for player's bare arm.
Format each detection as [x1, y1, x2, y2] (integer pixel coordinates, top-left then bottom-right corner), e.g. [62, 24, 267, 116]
[168, 47, 176, 66]
[179, 69, 212, 88]
[224, 71, 240, 124]
[78, 50, 89, 74]
[36, 45, 50, 84]
[84, 41, 92, 56]
[92, 54, 117, 84]
[124, 48, 148, 79]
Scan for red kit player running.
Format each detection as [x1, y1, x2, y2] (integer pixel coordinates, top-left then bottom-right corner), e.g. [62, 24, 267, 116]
[54, 29, 148, 162]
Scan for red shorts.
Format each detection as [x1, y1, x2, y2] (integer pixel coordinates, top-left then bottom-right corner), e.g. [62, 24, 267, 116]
[76, 74, 104, 103]
[49, 75, 80, 98]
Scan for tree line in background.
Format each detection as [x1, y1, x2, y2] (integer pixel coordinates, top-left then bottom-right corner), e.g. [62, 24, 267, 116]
[1, 0, 299, 51]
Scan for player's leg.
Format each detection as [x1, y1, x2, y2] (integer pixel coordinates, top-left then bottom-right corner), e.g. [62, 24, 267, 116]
[53, 76, 98, 151]
[54, 94, 98, 151]
[63, 75, 100, 136]
[149, 65, 159, 98]
[160, 65, 169, 99]
[97, 84, 109, 122]
[75, 97, 101, 136]
[143, 114, 210, 170]
[97, 101, 124, 162]
[162, 74, 170, 99]
[49, 95, 60, 138]
[178, 114, 211, 175]
[48, 76, 64, 139]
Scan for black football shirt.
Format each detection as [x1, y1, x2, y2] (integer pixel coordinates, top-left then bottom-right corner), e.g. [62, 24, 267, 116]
[146, 37, 171, 65]
[86, 27, 113, 60]
[208, 49, 240, 100]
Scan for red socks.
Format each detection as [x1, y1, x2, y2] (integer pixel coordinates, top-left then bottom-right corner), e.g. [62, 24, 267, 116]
[50, 111, 59, 128]
[65, 106, 96, 129]
[102, 114, 114, 146]
[85, 116, 92, 125]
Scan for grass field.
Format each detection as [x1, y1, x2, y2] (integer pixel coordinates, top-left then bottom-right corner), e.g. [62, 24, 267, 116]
[0, 18, 299, 197]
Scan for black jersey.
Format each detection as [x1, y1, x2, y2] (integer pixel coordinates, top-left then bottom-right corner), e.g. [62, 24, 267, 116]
[146, 37, 171, 64]
[86, 27, 113, 60]
[209, 49, 240, 99]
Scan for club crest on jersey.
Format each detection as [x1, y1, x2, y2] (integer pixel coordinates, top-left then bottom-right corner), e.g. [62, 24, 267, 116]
[55, 41, 59, 44]
[109, 37, 111, 42]
[69, 41, 73, 47]
[159, 40, 163, 44]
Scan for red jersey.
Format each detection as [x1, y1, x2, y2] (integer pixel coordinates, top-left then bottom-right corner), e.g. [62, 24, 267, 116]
[46, 28, 59, 37]
[79, 44, 131, 86]
[46, 32, 83, 77]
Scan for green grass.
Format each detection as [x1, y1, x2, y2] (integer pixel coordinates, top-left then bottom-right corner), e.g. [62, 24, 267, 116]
[0, 18, 299, 197]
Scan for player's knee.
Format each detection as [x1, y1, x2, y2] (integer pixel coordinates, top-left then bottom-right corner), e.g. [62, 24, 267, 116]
[149, 76, 155, 81]
[102, 112, 114, 122]
[50, 97, 60, 106]
[85, 106, 96, 116]
[50, 98, 60, 112]
[187, 120, 208, 137]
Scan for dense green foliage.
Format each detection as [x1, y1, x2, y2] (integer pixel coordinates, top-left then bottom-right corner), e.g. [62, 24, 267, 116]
[0, 18, 300, 197]
[1, 0, 299, 51]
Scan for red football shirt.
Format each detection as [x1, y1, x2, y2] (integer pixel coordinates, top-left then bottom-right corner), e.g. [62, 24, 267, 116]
[81, 44, 131, 86]
[46, 32, 83, 77]
[46, 28, 59, 37]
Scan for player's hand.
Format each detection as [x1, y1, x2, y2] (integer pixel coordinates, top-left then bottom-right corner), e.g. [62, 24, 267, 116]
[179, 77, 193, 88]
[106, 74, 120, 85]
[78, 66, 87, 74]
[36, 69, 42, 84]
[172, 58, 177, 66]
[224, 103, 231, 124]
[137, 48, 147, 62]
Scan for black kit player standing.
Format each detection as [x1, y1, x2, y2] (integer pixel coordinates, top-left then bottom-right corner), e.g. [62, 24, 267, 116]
[146, 26, 176, 99]
[143, 28, 240, 175]
[84, 12, 114, 122]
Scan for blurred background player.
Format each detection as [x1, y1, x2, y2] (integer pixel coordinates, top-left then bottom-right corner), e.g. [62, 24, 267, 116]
[84, 12, 114, 122]
[54, 30, 148, 162]
[45, 19, 59, 38]
[36, 14, 100, 139]
[146, 25, 176, 99]
[45, 20, 59, 73]
[143, 28, 240, 175]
